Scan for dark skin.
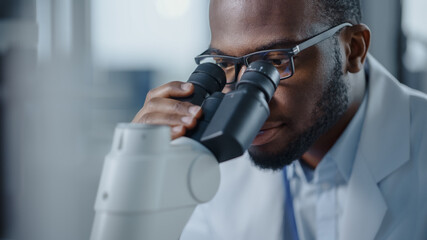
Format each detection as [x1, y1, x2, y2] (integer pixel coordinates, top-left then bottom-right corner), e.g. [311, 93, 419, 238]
[132, 0, 371, 169]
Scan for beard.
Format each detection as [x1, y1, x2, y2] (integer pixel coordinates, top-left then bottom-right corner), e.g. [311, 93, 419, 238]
[248, 43, 349, 171]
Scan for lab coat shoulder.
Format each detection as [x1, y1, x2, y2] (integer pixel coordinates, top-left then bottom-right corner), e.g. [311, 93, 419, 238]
[379, 94, 427, 240]
[342, 55, 427, 240]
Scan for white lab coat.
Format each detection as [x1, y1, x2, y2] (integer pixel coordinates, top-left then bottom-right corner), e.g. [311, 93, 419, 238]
[181, 55, 427, 240]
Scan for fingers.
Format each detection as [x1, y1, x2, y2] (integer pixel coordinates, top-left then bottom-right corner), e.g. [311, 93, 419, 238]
[171, 125, 186, 140]
[132, 81, 202, 140]
[145, 81, 194, 102]
[144, 98, 202, 118]
[134, 110, 200, 128]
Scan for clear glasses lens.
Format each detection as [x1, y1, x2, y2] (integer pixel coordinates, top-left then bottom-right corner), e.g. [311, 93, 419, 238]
[246, 51, 292, 79]
[197, 51, 293, 83]
[197, 57, 237, 84]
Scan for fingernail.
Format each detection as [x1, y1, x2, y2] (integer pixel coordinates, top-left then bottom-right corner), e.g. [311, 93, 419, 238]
[181, 83, 192, 91]
[172, 126, 182, 132]
[188, 106, 201, 116]
[181, 116, 193, 125]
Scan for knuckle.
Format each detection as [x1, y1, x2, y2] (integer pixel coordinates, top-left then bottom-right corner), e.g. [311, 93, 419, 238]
[139, 112, 160, 125]
[138, 113, 151, 124]
[145, 90, 155, 101]
[172, 101, 184, 112]
[144, 97, 167, 112]
[167, 114, 179, 124]
[144, 98, 157, 111]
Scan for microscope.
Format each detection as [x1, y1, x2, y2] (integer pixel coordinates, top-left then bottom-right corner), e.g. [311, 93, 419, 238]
[90, 61, 280, 240]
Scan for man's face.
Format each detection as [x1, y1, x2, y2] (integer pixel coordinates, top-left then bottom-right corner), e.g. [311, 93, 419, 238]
[209, 0, 349, 170]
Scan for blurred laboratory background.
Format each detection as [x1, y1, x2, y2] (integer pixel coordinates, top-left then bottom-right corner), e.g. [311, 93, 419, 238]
[0, 0, 426, 239]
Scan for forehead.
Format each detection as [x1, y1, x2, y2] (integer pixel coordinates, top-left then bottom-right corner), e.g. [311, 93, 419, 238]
[209, 0, 323, 55]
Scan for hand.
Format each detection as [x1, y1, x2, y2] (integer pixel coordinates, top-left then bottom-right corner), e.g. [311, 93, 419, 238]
[132, 81, 203, 140]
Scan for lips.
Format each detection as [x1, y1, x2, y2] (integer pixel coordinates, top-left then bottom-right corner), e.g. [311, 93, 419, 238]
[260, 122, 283, 131]
[252, 122, 284, 146]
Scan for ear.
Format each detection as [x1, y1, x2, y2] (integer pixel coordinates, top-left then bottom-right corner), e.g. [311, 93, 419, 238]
[341, 24, 371, 73]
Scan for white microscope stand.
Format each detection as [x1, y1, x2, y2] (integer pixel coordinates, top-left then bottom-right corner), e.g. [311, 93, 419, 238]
[90, 123, 220, 240]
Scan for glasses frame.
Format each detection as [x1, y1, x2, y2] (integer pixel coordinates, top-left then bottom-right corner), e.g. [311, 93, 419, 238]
[195, 22, 352, 84]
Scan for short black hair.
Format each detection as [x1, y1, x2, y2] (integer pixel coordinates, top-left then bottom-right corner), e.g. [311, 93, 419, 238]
[315, 0, 362, 26]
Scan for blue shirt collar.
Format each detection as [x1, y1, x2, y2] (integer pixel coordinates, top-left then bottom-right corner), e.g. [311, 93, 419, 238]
[288, 90, 368, 183]
[321, 91, 368, 182]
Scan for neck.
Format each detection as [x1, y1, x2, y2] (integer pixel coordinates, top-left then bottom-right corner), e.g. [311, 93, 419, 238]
[301, 71, 366, 169]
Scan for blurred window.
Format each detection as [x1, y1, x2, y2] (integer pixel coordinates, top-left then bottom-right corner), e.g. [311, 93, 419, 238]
[402, 0, 427, 72]
[402, 0, 427, 92]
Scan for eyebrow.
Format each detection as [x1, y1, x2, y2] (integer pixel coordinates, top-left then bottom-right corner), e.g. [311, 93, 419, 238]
[205, 38, 300, 56]
[204, 47, 226, 55]
[254, 38, 300, 51]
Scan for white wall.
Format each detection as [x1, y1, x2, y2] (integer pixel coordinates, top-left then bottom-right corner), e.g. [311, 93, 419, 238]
[402, 0, 427, 72]
[11, 1, 211, 240]
[91, 0, 211, 84]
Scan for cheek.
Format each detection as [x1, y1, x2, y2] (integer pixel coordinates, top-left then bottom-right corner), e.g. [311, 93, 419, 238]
[270, 85, 320, 128]
[269, 53, 329, 129]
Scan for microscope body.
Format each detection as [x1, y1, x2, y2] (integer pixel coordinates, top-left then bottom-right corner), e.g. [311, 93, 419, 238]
[90, 124, 220, 240]
[90, 61, 280, 240]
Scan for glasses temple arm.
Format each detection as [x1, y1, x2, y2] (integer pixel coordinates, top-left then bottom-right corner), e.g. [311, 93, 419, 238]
[293, 23, 353, 54]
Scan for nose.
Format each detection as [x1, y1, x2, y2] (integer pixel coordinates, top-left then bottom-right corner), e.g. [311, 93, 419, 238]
[236, 65, 248, 82]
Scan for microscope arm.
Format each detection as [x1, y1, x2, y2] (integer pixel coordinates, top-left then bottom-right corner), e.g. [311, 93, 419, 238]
[90, 124, 220, 240]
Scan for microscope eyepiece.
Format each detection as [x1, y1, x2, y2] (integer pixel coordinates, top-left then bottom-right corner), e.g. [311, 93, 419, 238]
[200, 60, 280, 162]
[189, 63, 227, 94]
[236, 60, 281, 102]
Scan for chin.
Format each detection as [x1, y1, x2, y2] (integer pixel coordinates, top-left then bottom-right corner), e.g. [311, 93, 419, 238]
[248, 138, 300, 171]
[248, 146, 296, 171]
[247, 117, 331, 171]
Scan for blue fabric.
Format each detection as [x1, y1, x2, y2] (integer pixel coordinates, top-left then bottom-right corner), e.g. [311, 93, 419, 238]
[284, 91, 368, 240]
[283, 167, 299, 240]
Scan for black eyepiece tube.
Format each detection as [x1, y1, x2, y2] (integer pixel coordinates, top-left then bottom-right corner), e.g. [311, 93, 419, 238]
[177, 63, 227, 106]
[186, 92, 225, 141]
[236, 60, 280, 101]
[200, 60, 280, 162]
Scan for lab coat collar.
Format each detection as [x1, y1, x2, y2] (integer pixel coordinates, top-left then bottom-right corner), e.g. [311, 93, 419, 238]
[341, 54, 410, 240]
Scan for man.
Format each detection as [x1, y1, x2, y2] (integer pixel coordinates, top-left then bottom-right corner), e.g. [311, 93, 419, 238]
[132, 0, 427, 239]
